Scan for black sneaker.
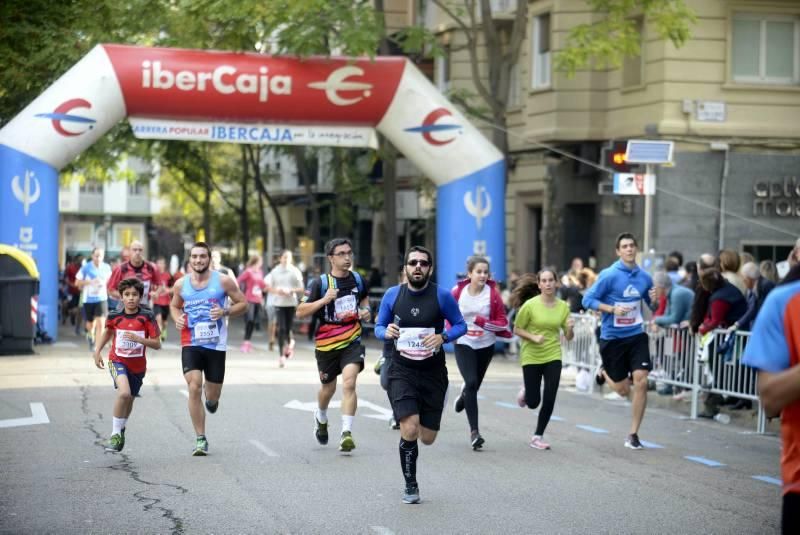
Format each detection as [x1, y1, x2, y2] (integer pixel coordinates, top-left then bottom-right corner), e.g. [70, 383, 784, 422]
[314, 412, 328, 445]
[594, 364, 606, 386]
[454, 394, 465, 413]
[205, 400, 219, 414]
[471, 431, 485, 450]
[402, 484, 420, 504]
[624, 433, 644, 450]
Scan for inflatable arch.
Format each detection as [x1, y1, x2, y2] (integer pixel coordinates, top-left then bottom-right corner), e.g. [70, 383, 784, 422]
[0, 45, 505, 340]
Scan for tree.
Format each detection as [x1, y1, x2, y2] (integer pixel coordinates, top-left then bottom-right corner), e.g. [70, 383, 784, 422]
[554, 0, 697, 76]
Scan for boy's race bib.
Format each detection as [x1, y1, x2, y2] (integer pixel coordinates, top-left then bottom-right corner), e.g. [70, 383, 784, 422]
[115, 330, 145, 358]
[334, 294, 357, 321]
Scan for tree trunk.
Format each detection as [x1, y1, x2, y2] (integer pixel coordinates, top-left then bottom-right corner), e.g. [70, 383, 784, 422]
[245, 145, 286, 251]
[240, 153, 250, 263]
[203, 174, 212, 244]
[293, 146, 321, 252]
[257, 186, 267, 255]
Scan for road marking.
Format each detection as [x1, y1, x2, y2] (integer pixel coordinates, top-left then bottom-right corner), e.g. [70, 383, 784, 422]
[52, 341, 77, 348]
[284, 399, 393, 421]
[494, 401, 520, 409]
[248, 439, 279, 457]
[549, 415, 565, 422]
[370, 527, 395, 535]
[640, 440, 664, 449]
[576, 425, 608, 434]
[684, 456, 725, 467]
[751, 475, 782, 486]
[179, 390, 189, 398]
[0, 403, 49, 429]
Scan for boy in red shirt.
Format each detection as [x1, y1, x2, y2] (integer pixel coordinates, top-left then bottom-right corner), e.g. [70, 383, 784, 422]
[94, 278, 161, 452]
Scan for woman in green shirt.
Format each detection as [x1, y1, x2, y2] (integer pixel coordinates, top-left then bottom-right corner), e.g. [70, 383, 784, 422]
[512, 269, 574, 450]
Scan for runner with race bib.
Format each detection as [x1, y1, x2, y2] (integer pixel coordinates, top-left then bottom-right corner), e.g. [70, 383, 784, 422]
[171, 242, 247, 456]
[375, 245, 467, 504]
[93, 278, 161, 453]
[583, 232, 656, 450]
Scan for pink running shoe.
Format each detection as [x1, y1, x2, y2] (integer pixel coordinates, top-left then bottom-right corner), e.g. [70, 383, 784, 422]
[240, 341, 252, 353]
[516, 386, 526, 408]
[279, 355, 287, 368]
[529, 436, 550, 450]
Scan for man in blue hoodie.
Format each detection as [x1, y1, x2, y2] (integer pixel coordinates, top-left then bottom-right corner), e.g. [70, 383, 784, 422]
[583, 233, 655, 450]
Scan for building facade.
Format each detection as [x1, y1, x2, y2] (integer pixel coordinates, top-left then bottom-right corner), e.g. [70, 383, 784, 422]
[429, 0, 800, 274]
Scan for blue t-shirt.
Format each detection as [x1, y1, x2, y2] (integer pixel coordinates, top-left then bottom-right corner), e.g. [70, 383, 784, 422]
[583, 260, 653, 340]
[76, 261, 112, 304]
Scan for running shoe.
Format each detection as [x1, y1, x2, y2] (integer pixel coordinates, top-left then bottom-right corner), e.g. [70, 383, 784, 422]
[374, 356, 385, 375]
[193, 436, 209, 456]
[529, 436, 550, 450]
[86, 332, 95, 351]
[453, 384, 465, 413]
[516, 386, 526, 408]
[624, 433, 644, 450]
[269, 341, 275, 351]
[105, 433, 124, 453]
[279, 355, 287, 368]
[240, 341, 252, 353]
[402, 484, 421, 504]
[594, 363, 606, 386]
[314, 412, 328, 445]
[205, 399, 219, 414]
[389, 417, 400, 430]
[339, 431, 356, 452]
[470, 431, 485, 450]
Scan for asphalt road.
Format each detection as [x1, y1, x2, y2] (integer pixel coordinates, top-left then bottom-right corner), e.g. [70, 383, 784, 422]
[0, 325, 783, 534]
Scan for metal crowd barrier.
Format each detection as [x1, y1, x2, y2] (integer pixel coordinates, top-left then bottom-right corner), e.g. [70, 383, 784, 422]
[561, 313, 767, 434]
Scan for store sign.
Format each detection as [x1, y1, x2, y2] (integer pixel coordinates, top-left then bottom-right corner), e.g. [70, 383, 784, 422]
[753, 177, 800, 217]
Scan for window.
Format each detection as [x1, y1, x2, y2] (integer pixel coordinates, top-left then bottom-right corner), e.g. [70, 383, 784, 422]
[79, 180, 102, 194]
[435, 46, 451, 93]
[742, 242, 794, 264]
[622, 18, 644, 88]
[732, 13, 799, 85]
[128, 179, 148, 196]
[508, 62, 521, 107]
[531, 13, 551, 89]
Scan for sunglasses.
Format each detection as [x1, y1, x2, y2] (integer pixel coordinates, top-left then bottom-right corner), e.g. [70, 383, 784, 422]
[407, 259, 430, 267]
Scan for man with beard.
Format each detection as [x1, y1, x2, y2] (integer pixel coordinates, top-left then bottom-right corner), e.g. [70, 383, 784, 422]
[107, 240, 160, 309]
[375, 246, 467, 504]
[297, 238, 371, 453]
[170, 242, 246, 456]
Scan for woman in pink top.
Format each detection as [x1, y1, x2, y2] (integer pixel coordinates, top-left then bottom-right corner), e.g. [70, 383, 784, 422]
[236, 255, 268, 353]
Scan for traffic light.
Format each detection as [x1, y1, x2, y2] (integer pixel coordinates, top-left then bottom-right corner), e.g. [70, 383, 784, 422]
[603, 140, 633, 173]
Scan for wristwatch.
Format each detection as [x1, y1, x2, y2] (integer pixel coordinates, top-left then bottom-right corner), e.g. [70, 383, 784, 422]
[440, 331, 449, 343]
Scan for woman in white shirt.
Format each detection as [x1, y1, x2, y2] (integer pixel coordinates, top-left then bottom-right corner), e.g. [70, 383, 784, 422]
[451, 256, 511, 450]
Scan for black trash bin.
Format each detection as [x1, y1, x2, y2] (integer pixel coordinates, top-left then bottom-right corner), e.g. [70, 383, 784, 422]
[0, 245, 40, 355]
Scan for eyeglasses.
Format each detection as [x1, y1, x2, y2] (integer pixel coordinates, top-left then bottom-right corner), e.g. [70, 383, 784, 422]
[331, 251, 353, 258]
[407, 259, 430, 267]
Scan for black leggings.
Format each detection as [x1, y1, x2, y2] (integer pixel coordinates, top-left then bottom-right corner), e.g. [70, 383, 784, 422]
[275, 306, 295, 353]
[244, 303, 264, 341]
[785, 492, 800, 535]
[522, 360, 562, 437]
[454, 344, 495, 432]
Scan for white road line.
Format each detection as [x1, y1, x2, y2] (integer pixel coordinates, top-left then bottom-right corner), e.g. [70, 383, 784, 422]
[248, 439, 279, 457]
[0, 403, 50, 428]
[370, 527, 395, 535]
[179, 389, 189, 398]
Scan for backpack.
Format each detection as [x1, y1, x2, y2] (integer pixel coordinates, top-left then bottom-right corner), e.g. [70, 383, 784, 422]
[320, 271, 364, 295]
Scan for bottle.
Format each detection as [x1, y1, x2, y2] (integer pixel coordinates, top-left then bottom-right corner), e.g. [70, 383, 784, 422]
[714, 413, 731, 424]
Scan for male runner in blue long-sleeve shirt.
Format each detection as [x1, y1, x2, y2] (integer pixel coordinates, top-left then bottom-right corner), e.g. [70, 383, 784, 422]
[583, 233, 655, 450]
[375, 245, 467, 504]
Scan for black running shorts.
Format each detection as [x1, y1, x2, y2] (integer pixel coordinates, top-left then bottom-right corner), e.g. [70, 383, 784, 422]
[388, 362, 448, 431]
[153, 304, 170, 321]
[182, 346, 226, 384]
[84, 301, 108, 322]
[598, 332, 651, 383]
[315, 343, 365, 384]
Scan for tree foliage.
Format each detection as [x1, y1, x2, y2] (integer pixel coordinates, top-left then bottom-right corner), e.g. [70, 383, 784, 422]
[554, 0, 697, 76]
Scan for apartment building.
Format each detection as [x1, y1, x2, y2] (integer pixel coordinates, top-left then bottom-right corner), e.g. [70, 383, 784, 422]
[429, 0, 800, 273]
